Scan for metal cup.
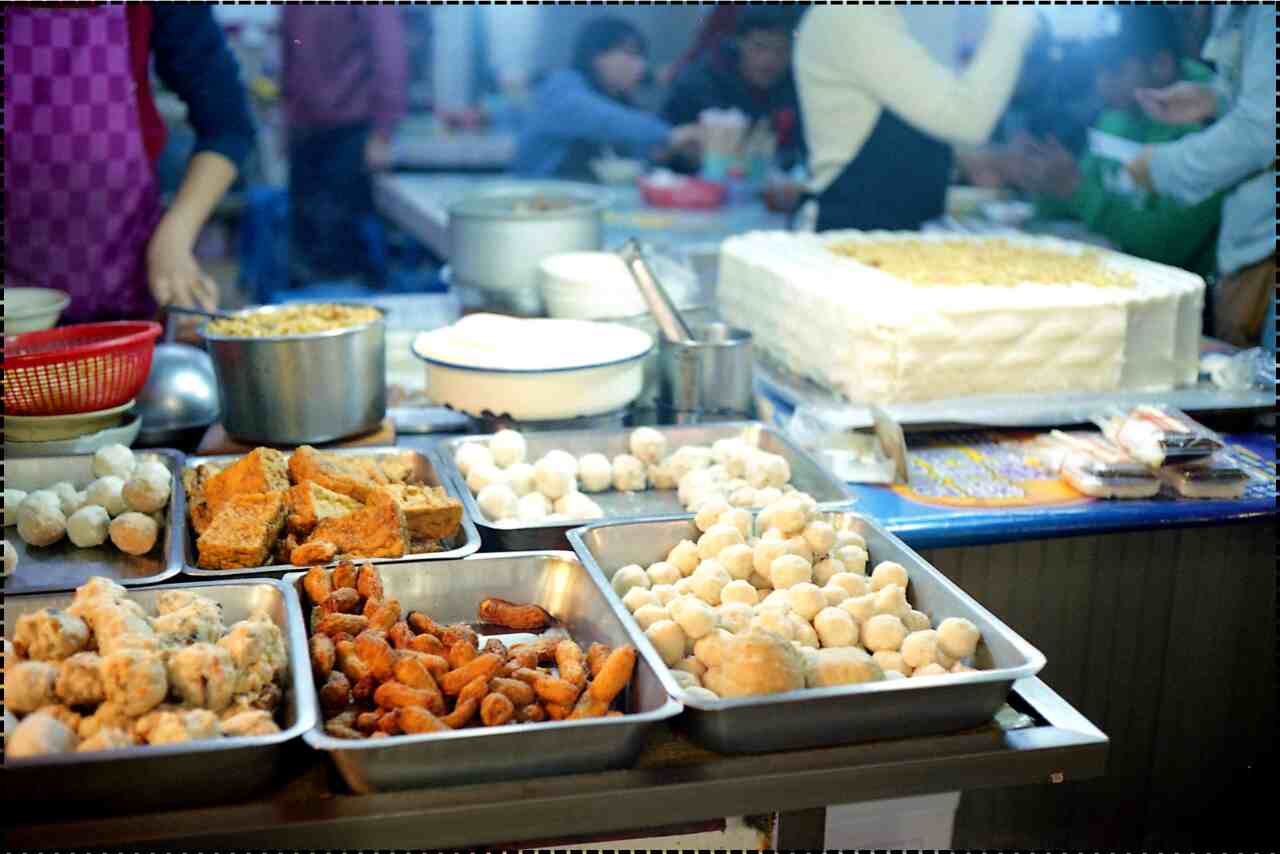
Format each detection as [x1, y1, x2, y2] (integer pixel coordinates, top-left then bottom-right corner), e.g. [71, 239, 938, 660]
[657, 322, 754, 416]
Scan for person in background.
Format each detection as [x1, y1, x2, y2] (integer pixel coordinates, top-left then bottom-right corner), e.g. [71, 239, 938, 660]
[1006, 7, 1223, 278]
[662, 5, 806, 173]
[1128, 5, 1276, 349]
[513, 17, 701, 180]
[4, 4, 254, 323]
[794, 6, 1036, 231]
[657, 4, 741, 88]
[282, 5, 408, 283]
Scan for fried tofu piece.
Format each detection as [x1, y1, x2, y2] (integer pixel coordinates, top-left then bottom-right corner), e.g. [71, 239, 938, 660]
[286, 481, 363, 536]
[288, 446, 385, 502]
[197, 449, 290, 535]
[183, 463, 225, 535]
[196, 492, 287, 570]
[302, 488, 408, 562]
[383, 483, 463, 541]
[377, 454, 416, 484]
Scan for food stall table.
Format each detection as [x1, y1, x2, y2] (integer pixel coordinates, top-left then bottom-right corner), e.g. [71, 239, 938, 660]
[3, 679, 1104, 850]
[391, 116, 518, 173]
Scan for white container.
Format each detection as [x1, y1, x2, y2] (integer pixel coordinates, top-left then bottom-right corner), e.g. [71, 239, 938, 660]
[823, 791, 961, 849]
[2, 286, 70, 333]
[538, 251, 700, 321]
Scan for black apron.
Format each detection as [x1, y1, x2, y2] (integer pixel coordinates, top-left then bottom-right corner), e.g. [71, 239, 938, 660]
[813, 107, 954, 232]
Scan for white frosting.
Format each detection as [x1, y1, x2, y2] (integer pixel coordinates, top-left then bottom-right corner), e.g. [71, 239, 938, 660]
[413, 313, 652, 371]
[718, 231, 1205, 404]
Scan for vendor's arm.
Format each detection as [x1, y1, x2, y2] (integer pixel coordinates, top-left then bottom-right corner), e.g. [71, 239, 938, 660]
[1144, 6, 1276, 204]
[804, 7, 1036, 147]
[537, 71, 673, 153]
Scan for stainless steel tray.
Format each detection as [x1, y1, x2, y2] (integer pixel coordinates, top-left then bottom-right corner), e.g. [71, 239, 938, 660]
[3, 450, 186, 593]
[182, 446, 480, 577]
[1, 577, 317, 813]
[291, 552, 682, 793]
[439, 422, 854, 551]
[568, 512, 1046, 754]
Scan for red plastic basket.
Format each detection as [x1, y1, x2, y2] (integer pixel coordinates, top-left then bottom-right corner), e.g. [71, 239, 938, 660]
[3, 321, 162, 416]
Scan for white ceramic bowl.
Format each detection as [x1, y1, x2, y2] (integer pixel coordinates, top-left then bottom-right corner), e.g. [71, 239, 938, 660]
[3, 399, 136, 442]
[2, 287, 70, 333]
[412, 314, 653, 421]
[4, 413, 142, 458]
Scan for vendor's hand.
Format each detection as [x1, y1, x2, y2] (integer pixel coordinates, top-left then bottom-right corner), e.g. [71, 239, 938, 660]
[1022, 137, 1080, 199]
[956, 149, 1009, 190]
[364, 131, 394, 172]
[147, 219, 218, 312]
[1127, 145, 1156, 191]
[1135, 82, 1217, 126]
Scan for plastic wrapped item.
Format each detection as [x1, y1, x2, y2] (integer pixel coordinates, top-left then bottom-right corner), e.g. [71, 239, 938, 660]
[1200, 348, 1277, 391]
[1045, 431, 1160, 499]
[784, 405, 907, 484]
[1157, 453, 1249, 500]
[1094, 405, 1223, 468]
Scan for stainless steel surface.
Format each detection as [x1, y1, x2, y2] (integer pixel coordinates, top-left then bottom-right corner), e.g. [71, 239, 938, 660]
[2, 450, 185, 593]
[200, 304, 386, 445]
[616, 307, 719, 407]
[620, 239, 694, 345]
[1, 577, 316, 813]
[182, 446, 480, 577]
[440, 421, 855, 551]
[4, 676, 1107, 849]
[135, 342, 220, 442]
[448, 184, 605, 308]
[658, 322, 754, 416]
[568, 511, 1047, 754]
[292, 552, 682, 793]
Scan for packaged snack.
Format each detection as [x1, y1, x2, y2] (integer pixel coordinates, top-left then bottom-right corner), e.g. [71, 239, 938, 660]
[1047, 431, 1161, 499]
[1094, 406, 1223, 468]
[1158, 454, 1250, 500]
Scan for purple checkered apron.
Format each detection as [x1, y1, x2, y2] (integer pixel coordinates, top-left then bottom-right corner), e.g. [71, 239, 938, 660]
[4, 5, 161, 323]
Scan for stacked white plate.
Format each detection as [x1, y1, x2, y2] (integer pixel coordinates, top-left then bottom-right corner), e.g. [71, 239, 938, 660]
[538, 251, 702, 321]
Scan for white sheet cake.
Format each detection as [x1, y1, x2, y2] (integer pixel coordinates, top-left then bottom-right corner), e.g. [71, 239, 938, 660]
[717, 231, 1204, 404]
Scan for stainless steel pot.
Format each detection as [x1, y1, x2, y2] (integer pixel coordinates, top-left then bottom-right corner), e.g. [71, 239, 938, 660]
[448, 182, 605, 312]
[201, 305, 386, 444]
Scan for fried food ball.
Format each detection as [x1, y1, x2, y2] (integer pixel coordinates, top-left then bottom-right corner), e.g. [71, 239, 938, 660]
[611, 454, 647, 492]
[833, 545, 869, 575]
[870, 560, 910, 593]
[786, 583, 826, 622]
[694, 498, 732, 534]
[820, 584, 850, 607]
[454, 442, 494, 477]
[85, 476, 128, 516]
[903, 609, 931, 633]
[716, 602, 755, 635]
[67, 505, 112, 548]
[541, 449, 579, 476]
[140, 708, 222, 745]
[693, 628, 734, 669]
[804, 647, 884, 688]
[101, 649, 168, 716]
[788, 614, 820, 648]
[56, 652, 105, 707]
[670, 596, 717, 641]
[628, 427, 667, 465]
[645, 619, 688, 667]
[622, 586, 660, 613]
[50, 482, 86, 516]
[770, 554, 812, 590]
[749, 607, 794, 641]
[647, 460, 679, 490]
[863, 614, 909, 653]
[632, 604, 670, 631]
[811, 557, 846, 587]
[108, 512, 158, 556]
[813, 606, 858, 648]
[713, 630, 806, 697]
[751, 539, 787, 581]
[219, 618, 287, 695]
[872, 650, 910, 676]
[672, 659, 705, 684]
[716, 543, 755, 581]
[611, 564, 650, 598]
[666, 540, 700, 576]
[720, 579, 759, 606]
[220, 708, 281, 737]
[840, 593, 877, 625]
[936, 617, 981, 660]
[649, 583, 678, 606]
[122, 472, 171, 513]
[872, 584, 911, 621]
[6, 712, 77, 758]
[533, 456, 576, 500]
[77, 726, 135, 752]
[17, 501, 67, 547]
[9, 660, 59, 713]
[690, 560, 732, 606]
[767, 497, 808, 536]
[577, 453, 613, 493]
[168, 642, 238, 711]
[802, 521, 836, 557]
[488, 429, 527, 468]
[900, 629, 951, 670]
[911, 663, 949, 679]
[501, 462, 536, 498]
[696, 523, 744, 561]
[645, 560, 681, 587]
[829, 572, 869, 599]
[14, 608, 89, 661]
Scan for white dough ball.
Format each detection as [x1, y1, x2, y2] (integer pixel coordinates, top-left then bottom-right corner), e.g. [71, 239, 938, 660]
[812, 557, 845, 587]
[749, 607, 793, 641]
[577, 453, 613, 493]
[833, 545, 869, 575]
[650, 584, 678, 606]
[92, 443, 136, 479]
[693, 628, 733, 669]
[903, 609, 931, 633]
[533, 458, 576, 500]
[622, 587, 659, 613]
[863, 614, 909, 652]
[747, 572, 772, 591]
[716, 602, 755, 634]
[504, 463, 537, 497]
[3, 540, 16, 576]
[677, 468, 716, 507]
[645, 619, 687, 667]
[937, 617, 981, 660]
[727, 485, 758, 508]
[901, 629, 950, 670]
[814, 606, 858, 648]
[628, 427, 668, 465]
[769, 554, 812, 590]
[17, 502, 66, 547]
[759, 527, 784, 543]
[802, 521, 836, 557]
[696, 523, 744, 561]
[554, 492, 603, 519]
[670, 444, 713, 475]
[690, 562, 731, 606]
[716, 543, 755, 581]
[4, 490, 30, 526]
[829, 572, 869, 599]
[805, 647, 884, 688]
[789, 614, 820, 648]
[133, 460, 170, 484]
[872, 650, 910, 676]
[611, 565, 651, 598]
[488, 429, 527, 467]
[646, 561, 682, 587]
[694, 498, 731, 533]
[870, 560, 910, 593]
[752, 539, 786, 581]
[670, 596, 717, 640]
[717, 508, 753, 541]
[122, 473, 170, 514]
[673, 577, 694, 596]
[787, 583, 826, 621]
[720, 579, 759, 606]
[769, 498, 809, 536]
[477, 483, 519, 521]
[515, 492, 551, 523]
[911, 663, 949, 678]
[21, 490, 61, 514]
[841, 593, 877, 625]
[611, 454, 647, 492]
[873, 584, 911, 620]
[541, 449, 579, 476]
[50, 482, 85, 516]
[632, 604, 670, 631]
[454, 442, 494, 477]
[647, 461, 679, 490]
[754, 486, 784, 508]
[783, 536, 814, 565]
[759, 589, 792, 611]
[667, 540, 700, 576]
[820, 584, 850, 607]
[84, 477, 127, 517]
[108, 512, 158, 556]
[67, 505, 112, 549]
[745, 453, 789, 489]
[836, 530, 867, 549]
[466, 463, 506, 495]
[711, 437, 744, 466]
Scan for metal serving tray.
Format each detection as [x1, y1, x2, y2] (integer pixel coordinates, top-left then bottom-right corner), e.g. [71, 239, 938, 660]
[291, 552, 682, 793]
[182, 446, 480, 577]
[1, 577, 317, 813]
[568, 512, 1047, 754]
[439, 421, 854, 551]
[3, 450, 186, 593]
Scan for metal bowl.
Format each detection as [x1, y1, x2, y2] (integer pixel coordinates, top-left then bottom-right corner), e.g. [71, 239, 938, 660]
[134, 342, 220, 446]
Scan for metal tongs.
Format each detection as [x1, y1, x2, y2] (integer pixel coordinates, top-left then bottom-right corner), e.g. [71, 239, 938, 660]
[619, 238, 694, 345]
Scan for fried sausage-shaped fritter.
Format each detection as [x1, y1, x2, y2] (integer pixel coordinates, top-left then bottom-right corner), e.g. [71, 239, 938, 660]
[406, 611, 443, 637]
[555, 639, 588, 689]
[544, 702, 571, 720]
[376, 709, 402, 735]
[439, 623, 478, 649]
[442, 698, 478, 728]
[319, 671, 351, 714]
[439, 654, 501, 696]
[332, 561, 358, 591]
[320, 588, 361, 616]
[399, 705, 449, 734]
[317, 612, 367, 637]
[310, 634, 335, 680]
[447, 639, 478, 670]
[351, 675, 378, 704]
[365, 598, 401, 632]
[488, 677, 535, 707]
[586, 643, 611, 678]
[408, 633, 446, 656]
[567, 693, 609, 720]
[303, 567, 332, 605]
[477, 598, 552, 630]
[532, 673, 581, 707]
[354, 630, 394, 681]
[481, 692, 515, 727]
[387, 621, 414, 650]
[334, 640, 371, 682]
[588, 645, 637, 704]
[355, 563, 384, 601]
[373, 681, 438, 710]
[517, 703, 546, 723]
[457, 675, 491, 707]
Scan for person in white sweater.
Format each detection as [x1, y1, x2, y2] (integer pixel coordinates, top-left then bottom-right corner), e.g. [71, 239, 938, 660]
[794, 7, 1037, 231]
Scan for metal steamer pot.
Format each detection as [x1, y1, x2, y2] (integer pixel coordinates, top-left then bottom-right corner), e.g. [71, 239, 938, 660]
[447, 183, 606, 310]
[201, 305, 386, 444]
